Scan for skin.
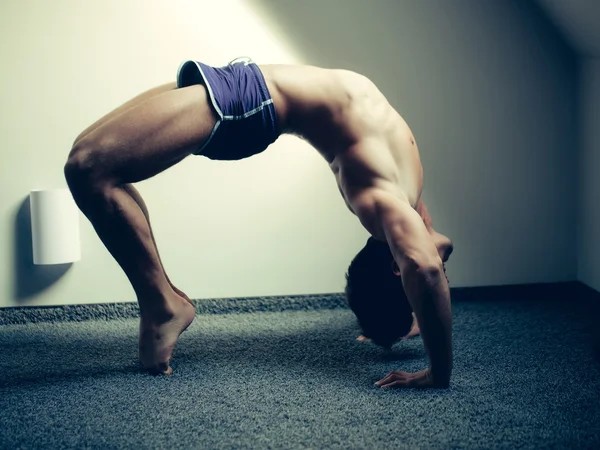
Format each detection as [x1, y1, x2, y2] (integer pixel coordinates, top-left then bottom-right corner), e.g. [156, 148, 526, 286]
[356, 313, 420, 344]
[65, 62, 453, 387]
[264, 65, 453, 388]
[357, 202, 454, 348]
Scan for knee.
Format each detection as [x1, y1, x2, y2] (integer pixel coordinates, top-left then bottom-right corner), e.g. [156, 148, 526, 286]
[64, 139, 110, 193]
[64, 144, 92, 191]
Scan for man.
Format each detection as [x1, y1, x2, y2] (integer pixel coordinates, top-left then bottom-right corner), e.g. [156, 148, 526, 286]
[64, 57, 453, 388]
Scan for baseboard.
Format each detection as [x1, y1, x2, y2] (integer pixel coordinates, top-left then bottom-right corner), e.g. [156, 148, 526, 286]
[1, 281, 597, 326]
[0, 293, 347, 326]
[449, 281, 585, 302]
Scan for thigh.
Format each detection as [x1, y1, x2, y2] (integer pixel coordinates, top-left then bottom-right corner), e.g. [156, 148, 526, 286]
[75, 84, 218, 184]
[74, 82, 177, 146]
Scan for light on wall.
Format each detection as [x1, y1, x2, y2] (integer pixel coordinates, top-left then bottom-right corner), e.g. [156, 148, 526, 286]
[29, 188, 81, 265]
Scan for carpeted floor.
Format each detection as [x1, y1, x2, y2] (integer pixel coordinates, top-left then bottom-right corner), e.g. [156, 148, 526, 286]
[1, 286, 599, 449]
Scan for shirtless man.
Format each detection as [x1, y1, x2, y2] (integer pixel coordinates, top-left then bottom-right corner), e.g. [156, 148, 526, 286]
[64, 57, 453, 388]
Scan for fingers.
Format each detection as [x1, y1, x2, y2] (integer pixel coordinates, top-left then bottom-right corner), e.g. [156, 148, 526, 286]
[375, 369, 434, 389]
[356, 335, 372, 342]
[375, 370, 408, 388]
[380, 379, 409, 388]
[401, 313, 421, 340]
[402, 325, 421, 340]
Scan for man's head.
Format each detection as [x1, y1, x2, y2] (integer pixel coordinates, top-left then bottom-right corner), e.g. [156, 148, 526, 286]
[345, 237, 413, 348]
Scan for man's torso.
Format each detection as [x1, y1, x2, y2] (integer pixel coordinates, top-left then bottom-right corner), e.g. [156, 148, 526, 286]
[259, 64, 424, 211]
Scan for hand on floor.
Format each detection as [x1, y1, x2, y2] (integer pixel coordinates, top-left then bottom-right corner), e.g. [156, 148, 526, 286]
[375, 368, 439, 389]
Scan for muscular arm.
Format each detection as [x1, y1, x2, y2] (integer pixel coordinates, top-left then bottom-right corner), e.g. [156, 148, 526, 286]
[354, 189, 453, 387]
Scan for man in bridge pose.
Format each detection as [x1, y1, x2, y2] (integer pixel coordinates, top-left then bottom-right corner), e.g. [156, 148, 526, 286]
[65, 57, 453, 388]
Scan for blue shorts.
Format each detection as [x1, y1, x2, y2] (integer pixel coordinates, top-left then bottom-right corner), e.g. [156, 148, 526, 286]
[176, 57, 281, 160]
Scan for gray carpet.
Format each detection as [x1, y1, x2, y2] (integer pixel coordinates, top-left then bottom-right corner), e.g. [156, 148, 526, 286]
[1, 286, 599, 449]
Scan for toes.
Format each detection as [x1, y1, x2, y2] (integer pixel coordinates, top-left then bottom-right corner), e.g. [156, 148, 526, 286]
[144, 362, 173, 375]
[158, 360, 172, 374]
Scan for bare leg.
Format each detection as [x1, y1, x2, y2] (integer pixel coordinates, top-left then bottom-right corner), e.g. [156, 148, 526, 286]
[72, 82, 192, 303]
[65, 84, 217, 374]
[123, 184, 192, 303]
[73, 83, 177, 147]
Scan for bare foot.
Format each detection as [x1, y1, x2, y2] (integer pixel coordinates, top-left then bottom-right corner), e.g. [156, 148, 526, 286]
[401, 313, 420, 341]
[138, 294, 196, 375]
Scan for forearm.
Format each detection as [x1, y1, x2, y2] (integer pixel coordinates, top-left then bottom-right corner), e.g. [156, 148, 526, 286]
[401, 263, 453, 386]
[355, 188, 453, 384]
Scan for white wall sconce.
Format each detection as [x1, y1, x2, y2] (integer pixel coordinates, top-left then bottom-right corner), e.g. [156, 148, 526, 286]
[29, 188, 81, 265]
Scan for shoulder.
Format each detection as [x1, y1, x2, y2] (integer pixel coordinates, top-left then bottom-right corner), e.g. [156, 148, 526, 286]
[347, 187, 413, 240]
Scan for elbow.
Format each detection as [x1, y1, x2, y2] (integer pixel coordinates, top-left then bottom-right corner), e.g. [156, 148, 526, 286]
[401, 255, 445, 281]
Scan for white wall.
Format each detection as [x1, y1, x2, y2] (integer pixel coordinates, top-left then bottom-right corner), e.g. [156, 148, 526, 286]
[0, 0, 579, 307]
[578, 59, 600, 292]
[1, 0, 366, 307]
[249, 0, 579, 286]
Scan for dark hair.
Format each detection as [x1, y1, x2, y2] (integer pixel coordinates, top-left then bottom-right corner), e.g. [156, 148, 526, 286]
[345, 237, 413, 348]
